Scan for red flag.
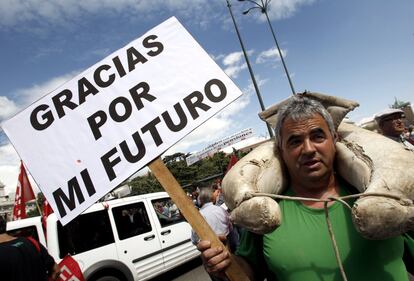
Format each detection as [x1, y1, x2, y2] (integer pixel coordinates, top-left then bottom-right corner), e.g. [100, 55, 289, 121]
[42, 199, 54, 233]
[56, 255, 85, 281]
[13, 161, 36, 220]
[225, 153, 239, 174]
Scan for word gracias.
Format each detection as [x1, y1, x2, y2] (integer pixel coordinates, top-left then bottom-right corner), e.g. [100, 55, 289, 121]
[30, 34, 164, 131]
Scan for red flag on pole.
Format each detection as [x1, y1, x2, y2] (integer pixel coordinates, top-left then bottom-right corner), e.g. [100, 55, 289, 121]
[56, 255, 85, 281]
[225, 153, 239, 175]
[42, 199, 54, 234]
[13, 161, 36, 220]
[42, 199, 54, 220]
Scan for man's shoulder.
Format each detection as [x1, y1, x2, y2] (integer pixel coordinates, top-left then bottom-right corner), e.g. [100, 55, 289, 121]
[205, 203, 225, 211]
[202, 203, 228, 215]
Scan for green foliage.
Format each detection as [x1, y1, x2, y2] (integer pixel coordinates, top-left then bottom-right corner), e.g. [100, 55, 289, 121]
[390, 98, 410, 109]
[36, 192, 45, 207]
[127, 151, 241, 195]
[27, 208, 40, 217]
[26, 192, 44, 217]
[129, 173, 163, 195]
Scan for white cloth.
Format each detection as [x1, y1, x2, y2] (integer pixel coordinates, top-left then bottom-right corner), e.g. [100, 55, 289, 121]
[191, 202, 232, 244]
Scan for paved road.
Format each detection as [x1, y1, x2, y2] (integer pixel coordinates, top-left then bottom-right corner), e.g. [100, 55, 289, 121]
[148, 257, 211, 281]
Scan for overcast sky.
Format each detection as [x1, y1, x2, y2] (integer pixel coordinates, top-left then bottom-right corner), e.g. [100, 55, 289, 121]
[0, 0, 413, 195]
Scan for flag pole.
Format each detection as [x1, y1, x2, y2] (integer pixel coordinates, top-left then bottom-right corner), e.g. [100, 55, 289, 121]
[21, 161, 42, 218]
[34, 196, 42, 217]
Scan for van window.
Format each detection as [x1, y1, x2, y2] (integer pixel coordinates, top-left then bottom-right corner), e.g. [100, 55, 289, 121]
[58, 210, 114, 258]
[112, 202, 152, 240]
[151, 198, 184, 227]
[7, 226, 39, 241]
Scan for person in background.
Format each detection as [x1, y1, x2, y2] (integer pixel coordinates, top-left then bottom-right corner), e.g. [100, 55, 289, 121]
[191, 184, 239, 280]
[405, 125, 414, 145]
[375, 108, 414, 150]
[0, 215, 60, 281]
[213, 182, 226, 207]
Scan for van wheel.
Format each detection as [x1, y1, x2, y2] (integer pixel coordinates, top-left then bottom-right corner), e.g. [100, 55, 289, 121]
[94, 276, 121, 281]
[89, 269, 126, 281]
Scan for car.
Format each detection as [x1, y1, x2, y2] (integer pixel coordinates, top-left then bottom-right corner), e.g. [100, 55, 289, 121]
[7, 192, 199, 281]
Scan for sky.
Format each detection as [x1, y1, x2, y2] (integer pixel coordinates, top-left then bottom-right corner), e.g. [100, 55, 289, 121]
[0, 0, 413, 195]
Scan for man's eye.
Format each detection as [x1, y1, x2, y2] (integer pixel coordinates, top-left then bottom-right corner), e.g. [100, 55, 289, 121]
[313, 134, 325, 142]
[288, 139, 301, 146]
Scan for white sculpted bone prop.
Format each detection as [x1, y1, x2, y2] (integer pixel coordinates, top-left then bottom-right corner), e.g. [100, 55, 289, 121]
[338, 122, 414, 239]
[222, 141, 285, 233]
[223, 92, 414, 238]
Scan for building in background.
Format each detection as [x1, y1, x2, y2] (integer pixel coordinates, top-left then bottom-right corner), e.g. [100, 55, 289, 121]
[0, 181, 36, 219]
[0, 181, 13, 217]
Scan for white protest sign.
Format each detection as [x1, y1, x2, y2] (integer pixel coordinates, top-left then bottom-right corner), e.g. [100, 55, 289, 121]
[186, 128, 254, 166]
[2, 17, 243, 225]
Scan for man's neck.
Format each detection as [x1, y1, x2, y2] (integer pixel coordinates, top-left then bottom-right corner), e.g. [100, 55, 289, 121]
[291, 173, 340, 208]
[384, 134, 401, 142]
[200, 202, 213, 209]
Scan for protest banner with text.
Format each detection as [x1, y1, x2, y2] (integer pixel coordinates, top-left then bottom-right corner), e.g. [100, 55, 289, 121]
[2, 17, 243, 225]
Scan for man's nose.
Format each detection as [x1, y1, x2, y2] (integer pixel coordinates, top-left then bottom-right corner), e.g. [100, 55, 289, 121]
[302, 139, 316, 154]
[394, 118, 403, 125]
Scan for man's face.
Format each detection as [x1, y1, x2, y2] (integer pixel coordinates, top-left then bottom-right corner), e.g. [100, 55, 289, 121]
[380, 113, 405, 137]
[280, 114, 336, 187]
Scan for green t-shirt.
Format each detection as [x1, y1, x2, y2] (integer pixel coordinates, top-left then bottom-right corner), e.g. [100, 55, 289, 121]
[236, 183, 409, 281]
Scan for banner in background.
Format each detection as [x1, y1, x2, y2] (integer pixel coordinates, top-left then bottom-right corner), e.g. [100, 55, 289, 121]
[186, 128, 253, 166]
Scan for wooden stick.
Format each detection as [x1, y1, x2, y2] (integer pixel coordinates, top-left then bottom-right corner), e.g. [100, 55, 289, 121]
[148, 158, 250, 281]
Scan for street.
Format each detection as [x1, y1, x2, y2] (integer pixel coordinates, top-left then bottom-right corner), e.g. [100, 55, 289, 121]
[149, 257, 211, 281]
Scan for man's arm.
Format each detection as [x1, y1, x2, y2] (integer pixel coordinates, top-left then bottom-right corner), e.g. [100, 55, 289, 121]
[39, 243, 61, 280]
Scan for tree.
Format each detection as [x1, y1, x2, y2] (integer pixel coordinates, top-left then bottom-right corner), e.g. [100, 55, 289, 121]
[26, 207, 40, 217]
[23, 192, 44, 218]
[126, 151, 241, 195]
[390, 98, 410, 109]
[129, 173, 163, 195]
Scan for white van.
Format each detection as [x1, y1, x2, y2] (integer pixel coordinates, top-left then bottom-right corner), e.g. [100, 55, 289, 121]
[7, 192, 199, 281]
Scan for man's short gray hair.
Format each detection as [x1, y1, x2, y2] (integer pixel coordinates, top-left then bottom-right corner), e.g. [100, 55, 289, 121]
[198, 186, 213, 207]
[274, 95, 336, 149]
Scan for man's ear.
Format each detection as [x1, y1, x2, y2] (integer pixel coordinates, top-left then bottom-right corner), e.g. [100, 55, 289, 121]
[333, 132, 338, 144]
[273, 140, 283, 157]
